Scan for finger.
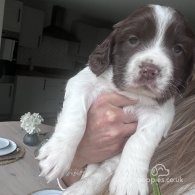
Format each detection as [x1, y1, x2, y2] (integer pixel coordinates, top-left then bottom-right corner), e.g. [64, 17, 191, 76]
[102, 123, 136, 145]
[120, 122, 138, 138]
[109, 137, 129, 155]
[115, 109, 137, 124]
[103, 105, 137, 124]
[98, 93, 138, 107]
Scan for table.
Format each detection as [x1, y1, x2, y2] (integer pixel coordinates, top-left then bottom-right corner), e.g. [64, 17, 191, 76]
[0, 122, 59, 195]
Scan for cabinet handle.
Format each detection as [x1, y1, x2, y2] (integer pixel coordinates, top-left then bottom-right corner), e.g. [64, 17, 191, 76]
[9, 85, 13, 97]
[17, 8, 21, 23]
[38, 35, 41, 47]
[43, 80, 46, 90]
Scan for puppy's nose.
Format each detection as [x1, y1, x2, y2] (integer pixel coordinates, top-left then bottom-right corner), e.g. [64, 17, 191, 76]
[139, 63, 160, 81]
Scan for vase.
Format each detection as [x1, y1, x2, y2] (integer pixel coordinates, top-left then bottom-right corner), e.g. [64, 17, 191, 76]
[23, 133, 39, 146]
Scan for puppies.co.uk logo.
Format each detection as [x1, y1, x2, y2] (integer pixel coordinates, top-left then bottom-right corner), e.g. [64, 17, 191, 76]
[150, 163, 183, 184]
[151, 164, 169, 178]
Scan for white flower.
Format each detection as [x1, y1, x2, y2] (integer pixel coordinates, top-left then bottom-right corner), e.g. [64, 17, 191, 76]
[20, 112, 44, 134]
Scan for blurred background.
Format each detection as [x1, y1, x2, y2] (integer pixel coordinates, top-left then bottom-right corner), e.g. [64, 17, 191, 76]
[0, 0, 194, 125]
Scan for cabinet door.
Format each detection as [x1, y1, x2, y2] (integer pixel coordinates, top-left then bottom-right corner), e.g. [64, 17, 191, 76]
[31, 36, 74, 70]
[12, 76, 66, 119]
[0, 83, 14, 114]
[12, 76, 45, 116]
[3, 0, 23, 33]
[43, 78, 66, 113]
[19, 6, 44, 48]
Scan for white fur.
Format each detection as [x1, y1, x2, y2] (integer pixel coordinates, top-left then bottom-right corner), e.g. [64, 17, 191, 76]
[125, 46, 173, 96]
[37, 5, 176, 195]
[152, 5, 175, 44]
[38, 67, 175, 195]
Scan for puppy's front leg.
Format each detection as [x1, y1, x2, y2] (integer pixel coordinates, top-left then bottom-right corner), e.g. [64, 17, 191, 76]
[37, 68, 95, 182]
[110, 98, 175, 195]
[63, 155, 120, 195]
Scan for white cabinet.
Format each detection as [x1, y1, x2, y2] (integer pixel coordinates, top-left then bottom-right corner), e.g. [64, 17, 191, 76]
[19, 6, 44, 48]
[17, 36, 77, 70]
[0, 83, 14, 115]
[3, 0, 23, 33]
[12, 76, 66, 119]
[13, 76, 45, 115]
[31, 36, 70, 68]
[42, 78, 65, 113]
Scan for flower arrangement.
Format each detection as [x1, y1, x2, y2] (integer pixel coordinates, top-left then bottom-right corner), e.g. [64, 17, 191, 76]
[20, 112, 44, 134]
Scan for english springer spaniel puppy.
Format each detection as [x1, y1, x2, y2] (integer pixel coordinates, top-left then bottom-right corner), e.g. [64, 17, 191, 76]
[37, 4, 195, 195]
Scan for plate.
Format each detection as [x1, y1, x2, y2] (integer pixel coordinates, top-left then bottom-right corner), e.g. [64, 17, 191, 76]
[0, 140, 17, 156]
[32, 189, 62, 195]
[0, 138, 9, 149]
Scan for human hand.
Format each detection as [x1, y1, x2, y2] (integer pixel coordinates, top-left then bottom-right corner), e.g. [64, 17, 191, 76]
[74, 93, 138, 167]
[63, 93, 137, 186]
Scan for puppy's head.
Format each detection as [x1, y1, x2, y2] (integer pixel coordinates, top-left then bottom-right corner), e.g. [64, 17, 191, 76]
[88, 4, 195, 102]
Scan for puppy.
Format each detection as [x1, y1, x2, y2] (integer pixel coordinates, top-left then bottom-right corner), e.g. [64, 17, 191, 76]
[37, 4, 195, 195]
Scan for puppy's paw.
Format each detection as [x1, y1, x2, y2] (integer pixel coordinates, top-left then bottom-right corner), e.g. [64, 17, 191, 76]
[109, 168, 148, 195]
[37, 138, 75, 182]
[63, 187, 89, 195]
[63, 180, 95, 195]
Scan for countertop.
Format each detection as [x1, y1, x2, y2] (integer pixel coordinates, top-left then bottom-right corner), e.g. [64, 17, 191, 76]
[0, 64, 80, 83]
[0, 121, 59, 195]
[15, 64, 78, 80]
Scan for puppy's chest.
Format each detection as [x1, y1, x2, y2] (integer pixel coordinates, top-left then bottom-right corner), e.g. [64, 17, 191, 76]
[92, 79, 160, 116]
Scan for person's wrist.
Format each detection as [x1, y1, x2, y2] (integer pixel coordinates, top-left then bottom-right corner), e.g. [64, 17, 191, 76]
[71, 151, 87, 169]
[61, 153, 87, 187]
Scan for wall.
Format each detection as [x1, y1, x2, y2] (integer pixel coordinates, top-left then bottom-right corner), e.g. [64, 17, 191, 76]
[20, 0, 112, 31]
[17, 0, 111, 70]
[20, 0, 78, 29]
[0, 0, 5, 46]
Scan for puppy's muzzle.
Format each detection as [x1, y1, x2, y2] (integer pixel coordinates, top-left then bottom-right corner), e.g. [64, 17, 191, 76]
[139, 63, 160, 82]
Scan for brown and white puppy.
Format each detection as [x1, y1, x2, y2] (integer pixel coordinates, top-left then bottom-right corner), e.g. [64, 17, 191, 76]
[37, 4, 195, 195]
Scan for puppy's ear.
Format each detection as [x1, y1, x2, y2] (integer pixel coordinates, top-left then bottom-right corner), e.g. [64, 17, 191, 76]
[113, 17, 131, 29]
[88, 35, 112, 76]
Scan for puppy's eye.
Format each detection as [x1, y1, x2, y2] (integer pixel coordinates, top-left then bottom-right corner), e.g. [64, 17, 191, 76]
[129, 35, 139, 46]
[173, 44, 183, 55]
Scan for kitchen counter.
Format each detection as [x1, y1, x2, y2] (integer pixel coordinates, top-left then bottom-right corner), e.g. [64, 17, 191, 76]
[0, 64, 79, 83]
[15, 64, 78, 80]
[16, 70, 70, 79]
[0, 75, 15, 83]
